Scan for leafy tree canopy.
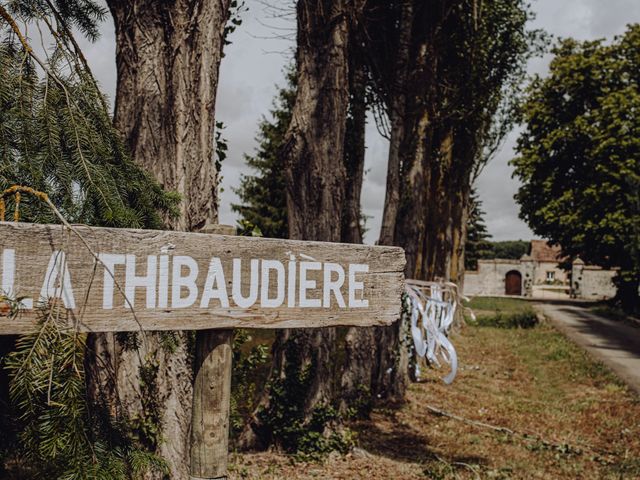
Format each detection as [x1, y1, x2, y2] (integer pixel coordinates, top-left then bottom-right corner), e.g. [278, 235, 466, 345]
[487, 240, 530, 260]
[512, 24, 640, 308]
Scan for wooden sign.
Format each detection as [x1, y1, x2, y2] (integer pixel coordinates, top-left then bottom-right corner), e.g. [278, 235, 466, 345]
[0, 222, 405, 334]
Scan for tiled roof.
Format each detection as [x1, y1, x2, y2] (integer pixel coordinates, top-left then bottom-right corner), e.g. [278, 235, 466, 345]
[530, 240, 563, 263]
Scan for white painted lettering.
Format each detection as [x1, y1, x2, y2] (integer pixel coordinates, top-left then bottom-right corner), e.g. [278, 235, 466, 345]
[200, 257, 229, 308]
[172, 256, 199, 308]
[0, 249, 30, 308]
[323, 263, 346, 308]
[232, 258, 259, 308]
[261, 260, 285, 308]
[299, 261, 321, 308]
[40, 251, 76, 309]
[348, 264, 369, 308]
[98, 253, 126, 309]
[158, 255, 170, 308]
[287, 256, 296, 307]
[125, 254, 157, 309]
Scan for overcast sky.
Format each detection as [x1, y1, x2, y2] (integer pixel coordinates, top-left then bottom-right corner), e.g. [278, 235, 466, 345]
[80, 0, 640, 243]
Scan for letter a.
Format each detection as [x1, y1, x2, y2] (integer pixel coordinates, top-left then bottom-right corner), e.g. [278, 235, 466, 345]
[40, 251, 76, 309]
[200, 257, 229, 308]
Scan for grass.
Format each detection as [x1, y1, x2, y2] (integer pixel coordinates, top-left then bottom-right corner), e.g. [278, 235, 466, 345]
[464, 296, 539, 329]
[464, 296, 534, 314]
[228, 297, 640, 479]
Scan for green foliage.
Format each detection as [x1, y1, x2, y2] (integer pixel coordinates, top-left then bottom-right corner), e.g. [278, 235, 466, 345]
[0, 4, 178, 228]
[450, 0, 547, 176]
[486, 240, 530, 260]
[0, 3, 179, 476]
[214, 121, 228, 176]
[368, 0, 546, 173]
[464, 295, 533, 313]
[223, 0, 247, 48]
[341, 384, 373, 421]
[9, 0, 107, 42]
[471, 311, 539, 329]
[230, 329, 268, 437]
[465, 190, 493, 270]
[3, 302, 167, 479]
[465, 296, 538, 328]
[512, 25, 640, 309]
[256, 337, 354, 459]
[236, 219, 264, 237]
[232, 69, 295, 239]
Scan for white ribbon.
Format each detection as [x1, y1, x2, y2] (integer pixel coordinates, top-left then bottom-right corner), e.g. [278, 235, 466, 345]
[405, 280, 464, 384]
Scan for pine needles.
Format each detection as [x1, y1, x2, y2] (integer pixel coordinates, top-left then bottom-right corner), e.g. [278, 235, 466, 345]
[0, 2, 179, 229]
[3, 301, 168, 479]
[0, 3, 180, 477]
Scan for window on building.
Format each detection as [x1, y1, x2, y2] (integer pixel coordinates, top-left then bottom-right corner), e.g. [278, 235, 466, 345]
[546, 271, 555, 282]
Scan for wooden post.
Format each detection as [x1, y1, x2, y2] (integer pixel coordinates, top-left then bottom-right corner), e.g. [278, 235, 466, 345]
[190, 224, 236, 480]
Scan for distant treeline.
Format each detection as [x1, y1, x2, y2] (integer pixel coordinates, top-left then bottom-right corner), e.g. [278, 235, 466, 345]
[480, 240, 530, 260]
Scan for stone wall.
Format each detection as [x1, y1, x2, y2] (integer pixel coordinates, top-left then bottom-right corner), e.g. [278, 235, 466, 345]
[571, 263, 617, 299]
[533, 261, 569, 285]
[464, 259, 533, 297]
[464, 250, 619, 300]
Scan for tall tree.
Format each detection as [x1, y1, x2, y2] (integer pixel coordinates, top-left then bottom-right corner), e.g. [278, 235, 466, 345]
[91, 1, 234, 477]
[107, 0, 232, 232]
[373, 0, 535, 282]
[242, 0, 353, 452]
[512, 26, 640, 311]
[465, 190, 492, 270]
[364, 0, 539, 400]
[339, 0, 374, 413]
[232, 69, 295, 239]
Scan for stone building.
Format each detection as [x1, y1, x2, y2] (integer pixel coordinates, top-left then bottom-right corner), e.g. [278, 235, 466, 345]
[463, 240, 617, 299]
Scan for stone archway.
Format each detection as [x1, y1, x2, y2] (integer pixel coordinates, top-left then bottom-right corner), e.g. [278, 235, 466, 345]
[505, 270, 522, 296]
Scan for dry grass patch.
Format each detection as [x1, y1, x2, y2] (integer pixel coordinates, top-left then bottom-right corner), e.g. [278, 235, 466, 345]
[229, 298, 640, 479]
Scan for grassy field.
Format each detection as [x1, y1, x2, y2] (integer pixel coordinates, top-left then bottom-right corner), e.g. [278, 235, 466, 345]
[228, 298, 640, 479]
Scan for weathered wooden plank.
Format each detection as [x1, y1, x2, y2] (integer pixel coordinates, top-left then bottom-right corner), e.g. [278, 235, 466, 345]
[0, 222, 405, 333]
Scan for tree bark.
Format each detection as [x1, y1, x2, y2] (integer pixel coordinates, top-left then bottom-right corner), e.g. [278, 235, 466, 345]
[340, 35, 373, 414]
[419, 118, 477, 284]
[283, 1, 349, 242]
[378, 0, 414, 247]
[108, 0, 229, 232]
[243, 0, 351, 449]
[279, 0, 349, 418]
[341, 55, 366, 245]
[88, 1, 231, 477]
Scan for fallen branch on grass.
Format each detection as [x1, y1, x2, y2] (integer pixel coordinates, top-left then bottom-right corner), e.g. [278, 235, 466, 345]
[424, 404, 616, 463]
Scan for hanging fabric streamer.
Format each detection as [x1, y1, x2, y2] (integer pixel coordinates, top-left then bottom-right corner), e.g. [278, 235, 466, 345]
[404, 280, 474, 385]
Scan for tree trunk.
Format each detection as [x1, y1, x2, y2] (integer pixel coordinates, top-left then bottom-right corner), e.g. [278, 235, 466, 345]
[340, 41, 373, 415]
[108, 0, 229, 232]
[242, 0, 351, 450]
[378, 0, 414, 247]
[421, 126, 475, 284]
[614, 270, 640, 313]
[88, 1, 231, 477]
[341, 55, 366, 245]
